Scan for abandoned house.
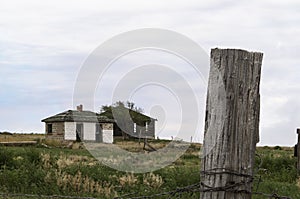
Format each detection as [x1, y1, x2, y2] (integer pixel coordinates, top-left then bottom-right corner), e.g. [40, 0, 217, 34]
[41, 105, 114, 143]
[99, 105, 157, 139]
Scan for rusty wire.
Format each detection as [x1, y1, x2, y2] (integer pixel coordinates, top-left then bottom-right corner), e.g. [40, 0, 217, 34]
[115, 181, 291, 199]
[115, 154, 292, 199]
[0, 154, 293, 199]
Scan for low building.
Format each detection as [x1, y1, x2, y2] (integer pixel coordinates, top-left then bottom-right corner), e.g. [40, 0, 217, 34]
[99, 106, 156, 139]
[41, 105, 114, 143]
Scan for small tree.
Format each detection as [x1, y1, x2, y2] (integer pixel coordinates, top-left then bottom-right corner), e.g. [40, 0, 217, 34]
[101, 101, 143, 114]
[99, 101, 149, 138]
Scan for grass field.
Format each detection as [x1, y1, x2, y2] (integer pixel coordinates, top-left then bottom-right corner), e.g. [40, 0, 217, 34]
[0, 134, 299, 198]
[0, 133, 45, 142]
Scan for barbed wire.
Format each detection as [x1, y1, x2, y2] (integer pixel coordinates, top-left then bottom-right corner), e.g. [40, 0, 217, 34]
[0, 185, 291, 199]
[0, 186, 292, 199]
[0, 154, 293, 199]
[253, 192, 291, 199]
[0, 180, 293, 199]
[115, 154, 292, 199]
[115, 182, 291, 199]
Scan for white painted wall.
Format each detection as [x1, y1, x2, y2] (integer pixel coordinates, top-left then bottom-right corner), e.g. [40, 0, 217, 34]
[83, 122, 96, 141]
[64, 122, 76, 140]
[103, 130, 113, 143]
[64, 122, 112, 143]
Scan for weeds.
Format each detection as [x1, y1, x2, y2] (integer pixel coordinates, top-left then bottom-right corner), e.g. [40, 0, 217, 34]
[143, 173, 163, 188]
[119, 173, 138, 187]
[0, 143, 299, 198]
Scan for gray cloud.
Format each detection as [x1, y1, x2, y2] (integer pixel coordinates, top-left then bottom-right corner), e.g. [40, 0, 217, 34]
[0, 0, 299, 145]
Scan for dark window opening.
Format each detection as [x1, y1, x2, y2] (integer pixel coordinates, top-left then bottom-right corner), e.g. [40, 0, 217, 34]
[47, 124, 53, 134]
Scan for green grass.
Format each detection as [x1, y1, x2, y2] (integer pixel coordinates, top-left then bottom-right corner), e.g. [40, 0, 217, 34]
[251, 147, 300, 198]
[0, 142, 299, 199]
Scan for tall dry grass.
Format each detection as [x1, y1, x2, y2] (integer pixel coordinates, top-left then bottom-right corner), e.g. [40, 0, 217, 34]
[41, 152, 116, 198]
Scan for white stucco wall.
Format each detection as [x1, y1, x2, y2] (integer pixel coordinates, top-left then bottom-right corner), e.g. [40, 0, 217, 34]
[64, 122, 76, 140]
[64, 122, 112, 143]
[103, 130, 113, 143]
[83, 122, 96, 141]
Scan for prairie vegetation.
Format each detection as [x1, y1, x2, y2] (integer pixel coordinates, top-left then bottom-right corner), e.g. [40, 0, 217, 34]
[0, 133, 44, 142]
[0, 134, 299, 198]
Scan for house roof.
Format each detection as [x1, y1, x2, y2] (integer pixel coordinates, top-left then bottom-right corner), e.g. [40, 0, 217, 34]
[41, 110, 114, 123]
[99, 106, 157, 124]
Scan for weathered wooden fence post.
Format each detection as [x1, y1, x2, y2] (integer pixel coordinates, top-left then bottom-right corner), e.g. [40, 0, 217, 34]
[296, 128, 300, 171]
[201, 48, 263, 199]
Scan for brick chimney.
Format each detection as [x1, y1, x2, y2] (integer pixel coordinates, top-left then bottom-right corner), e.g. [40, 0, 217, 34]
[77, 104, 83, 112]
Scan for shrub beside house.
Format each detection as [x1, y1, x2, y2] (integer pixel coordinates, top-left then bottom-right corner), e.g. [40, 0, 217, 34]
[99, 102, 157, 139]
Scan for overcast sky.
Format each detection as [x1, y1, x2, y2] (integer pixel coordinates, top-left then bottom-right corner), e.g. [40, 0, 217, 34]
[1, 0, 300, 146]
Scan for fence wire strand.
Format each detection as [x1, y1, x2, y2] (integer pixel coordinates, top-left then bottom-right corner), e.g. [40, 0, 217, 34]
[0, 154, 293, 199]
[115, 182, 291, 199]
[115, 154, 292, 199]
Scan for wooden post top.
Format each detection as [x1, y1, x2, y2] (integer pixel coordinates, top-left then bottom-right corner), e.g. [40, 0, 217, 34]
[297, 128, 300, 134]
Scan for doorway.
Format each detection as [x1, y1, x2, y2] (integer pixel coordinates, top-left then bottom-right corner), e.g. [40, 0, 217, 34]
[95, 124, 102, 142]
[76, 123, 83, 142]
